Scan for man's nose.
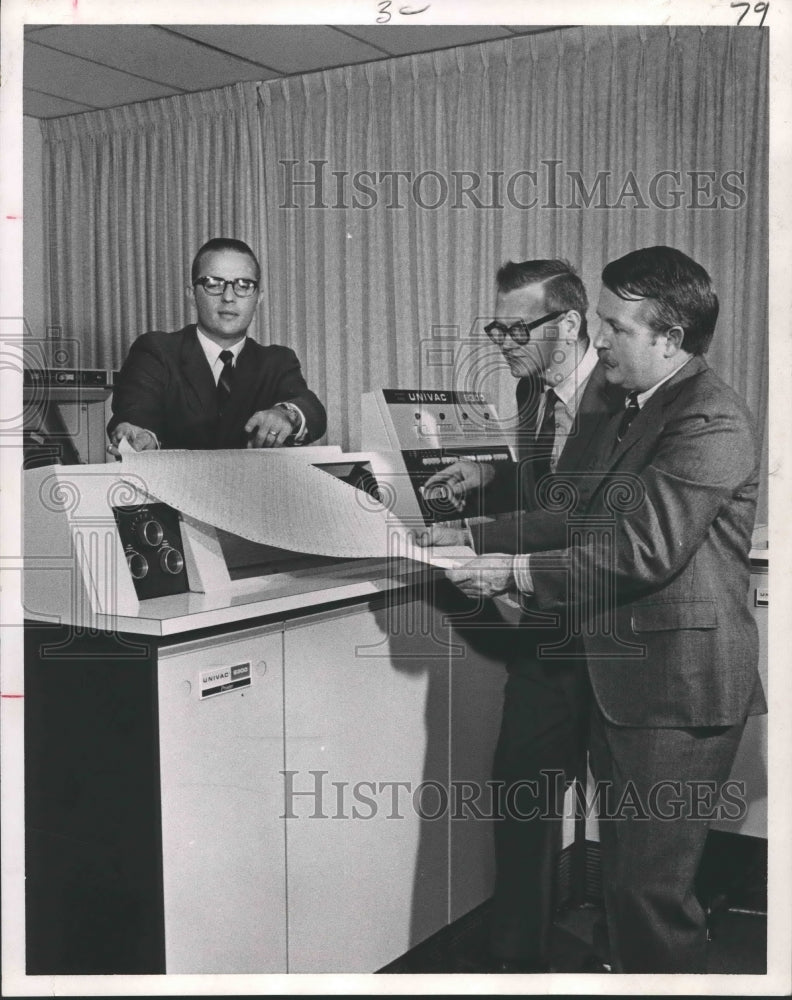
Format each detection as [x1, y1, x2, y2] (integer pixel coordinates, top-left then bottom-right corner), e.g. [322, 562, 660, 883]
[221, 281, 236, 301]
[593, 325, 609, 350]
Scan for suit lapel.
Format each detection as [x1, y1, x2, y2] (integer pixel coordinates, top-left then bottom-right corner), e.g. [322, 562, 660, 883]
[583, 356, 710, 510]
[180, 326, 217, 415]
[557, 363, 623, 473]
[514, 375, 545, 506]
[606, 355, 708, 467]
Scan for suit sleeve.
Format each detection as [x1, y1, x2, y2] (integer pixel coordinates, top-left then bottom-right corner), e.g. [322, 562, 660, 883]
[270, 348, 327, 444]
[530, 399, 759, 611]
[107, 334, 170, 441]
[470, 507, 571, 555]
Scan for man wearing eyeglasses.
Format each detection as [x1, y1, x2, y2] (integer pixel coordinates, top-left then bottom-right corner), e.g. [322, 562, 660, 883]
[423, 259, 620, 549]
[433, 247, 764, 974]
[421, 259, 622, 973]
[107, 237, 326, 454]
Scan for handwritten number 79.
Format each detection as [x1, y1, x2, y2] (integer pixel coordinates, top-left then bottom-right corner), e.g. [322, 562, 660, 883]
[732, 2, 769, 26]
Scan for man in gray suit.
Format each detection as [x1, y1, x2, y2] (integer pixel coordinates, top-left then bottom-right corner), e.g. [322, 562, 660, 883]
[439, 246, 766, 973]
[423, 258, 622, 972]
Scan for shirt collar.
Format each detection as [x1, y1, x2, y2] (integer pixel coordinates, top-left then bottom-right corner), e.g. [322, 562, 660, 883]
[546, 339, 599, 409]
[196, 327, 247, 368]
[634, 356, 693, 408]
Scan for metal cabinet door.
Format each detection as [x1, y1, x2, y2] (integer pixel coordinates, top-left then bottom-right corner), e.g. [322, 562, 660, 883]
[157, 624, 286, 973]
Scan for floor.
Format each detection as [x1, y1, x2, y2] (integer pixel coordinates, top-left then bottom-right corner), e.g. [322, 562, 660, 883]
[380, 832, 767, 976]
[379, 901, 767, 975]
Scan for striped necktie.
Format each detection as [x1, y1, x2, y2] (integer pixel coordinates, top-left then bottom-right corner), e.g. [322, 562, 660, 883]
[217, 349, 234, 414]
[616, 390, 640, 443]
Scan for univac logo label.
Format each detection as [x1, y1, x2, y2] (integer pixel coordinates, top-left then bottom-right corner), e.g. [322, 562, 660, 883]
[200, 662, 252, 699]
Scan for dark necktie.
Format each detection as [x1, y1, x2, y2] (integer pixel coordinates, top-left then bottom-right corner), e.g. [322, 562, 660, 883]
[532, 387, 558, 480]
[616, 390, 640, 443]
[217, 349, 234, 414]
[515, 376, 543, 461]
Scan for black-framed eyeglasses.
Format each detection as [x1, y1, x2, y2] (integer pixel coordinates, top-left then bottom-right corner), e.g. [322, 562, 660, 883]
[193, 276, 259, 298]
[484, 310, 565, 346]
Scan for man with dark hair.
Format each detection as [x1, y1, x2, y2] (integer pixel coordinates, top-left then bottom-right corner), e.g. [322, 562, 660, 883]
[422, 258, 622, 973]
[440, 246, 765, 973]
[108, 237, 326, 453]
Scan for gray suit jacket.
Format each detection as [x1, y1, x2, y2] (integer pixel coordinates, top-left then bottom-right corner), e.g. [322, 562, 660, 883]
[529, 356, 765, 726]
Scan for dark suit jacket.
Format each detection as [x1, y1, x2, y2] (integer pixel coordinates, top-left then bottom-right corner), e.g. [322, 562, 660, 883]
[471, 362, 623, 553]
[529, 356, 765, 727]
[108, 325, 327, 449]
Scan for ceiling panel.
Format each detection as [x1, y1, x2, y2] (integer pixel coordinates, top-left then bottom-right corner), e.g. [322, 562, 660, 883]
[340, 24, 514, 55]
[22, 24, 570, 119]
[25, 41, 180, 110]
[23, 90, 95, 118]
[28, 25, 280, 92]
[169, 24, 390, 74]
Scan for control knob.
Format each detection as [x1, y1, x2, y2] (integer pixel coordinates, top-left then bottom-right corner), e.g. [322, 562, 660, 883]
[126, 549, 149, 580]
[136, 519, 164, 547]
[159, 546, 184, 575]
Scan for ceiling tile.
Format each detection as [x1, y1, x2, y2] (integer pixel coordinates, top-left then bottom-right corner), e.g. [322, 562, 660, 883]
[25, 41, 181, 109]
[504, 25, 567, 34]
[339, 25, 513, 56]
[169, 24, 386, 74]
[23, 90, 96, 119]
[28, 25, 278, 92]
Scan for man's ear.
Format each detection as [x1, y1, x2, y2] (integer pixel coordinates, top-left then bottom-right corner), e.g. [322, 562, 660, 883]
[664, 324, 685, 355]
[562, 309, 582, 340]
[186, 284, 196, 306]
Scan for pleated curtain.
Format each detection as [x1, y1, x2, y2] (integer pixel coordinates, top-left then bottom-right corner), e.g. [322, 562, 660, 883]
[41, 26, 768, 514]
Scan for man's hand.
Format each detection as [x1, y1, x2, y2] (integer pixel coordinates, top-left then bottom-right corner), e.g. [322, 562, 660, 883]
[107, 422, 159, 459]
[445, 554, 514, 600]
[245, 407, 296, 448]
[413, 524, 470, 547]
[421, 460, 496, 511]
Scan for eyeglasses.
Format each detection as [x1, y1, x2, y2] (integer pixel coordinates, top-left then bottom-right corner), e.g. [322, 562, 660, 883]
[193, 276, 259, 297]
[484, 310, 565, 346]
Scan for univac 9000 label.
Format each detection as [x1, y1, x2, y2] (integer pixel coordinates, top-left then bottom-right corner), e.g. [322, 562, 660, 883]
[199, 662, 252, 699]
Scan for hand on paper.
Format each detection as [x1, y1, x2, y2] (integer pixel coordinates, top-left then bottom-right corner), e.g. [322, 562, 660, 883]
[107, 422, 159, 459]
[245, 407, 296, 448]
[413, 524, 469, 547]
[445, 554, 514, 600]
[421, 460, 495, 510]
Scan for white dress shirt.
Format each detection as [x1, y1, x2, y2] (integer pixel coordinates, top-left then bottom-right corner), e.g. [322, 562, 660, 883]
[196, 328, 307, 441]
[536, 339, 600, 472]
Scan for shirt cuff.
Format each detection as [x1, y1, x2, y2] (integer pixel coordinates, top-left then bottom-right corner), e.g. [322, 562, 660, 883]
[512, 554, 535, 595]
[460, 519, 475, 549]
[135, 428, 160, 450]
[276, 402, 307, 443]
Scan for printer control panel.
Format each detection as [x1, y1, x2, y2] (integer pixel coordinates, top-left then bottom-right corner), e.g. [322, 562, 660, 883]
[112, 502, 189, 599]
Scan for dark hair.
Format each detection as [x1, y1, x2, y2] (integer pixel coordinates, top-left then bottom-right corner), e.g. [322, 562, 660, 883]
[191, 238, 261, 283]
[495, 259, 588, 340]
[601, 246, 718, 355]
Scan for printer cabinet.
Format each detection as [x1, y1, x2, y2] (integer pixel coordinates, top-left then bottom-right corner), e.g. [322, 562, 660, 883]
[24, 589, 508, 975]
[24, 621, 286, 975]
[283, 596, 452, 972]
